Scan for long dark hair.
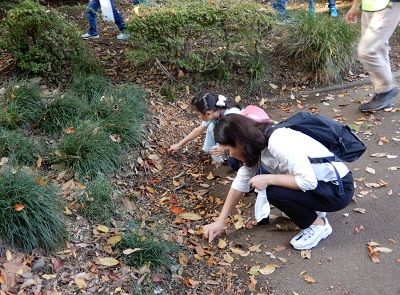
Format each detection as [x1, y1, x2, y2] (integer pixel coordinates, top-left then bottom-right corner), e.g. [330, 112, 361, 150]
[214, 114, 274, 167]
[191, 91, 241, 114]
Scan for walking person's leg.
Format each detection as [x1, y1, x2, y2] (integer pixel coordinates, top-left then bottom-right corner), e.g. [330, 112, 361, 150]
[83, 0, 101, 38]
[357, 3, 400, 111]
[328, 0, 338, 17]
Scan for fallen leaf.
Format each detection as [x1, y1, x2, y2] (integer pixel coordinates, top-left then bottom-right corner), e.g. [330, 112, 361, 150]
[107, 235, 122, 245]
[179, 212, 202, 221]
[74, 278, 87, 289]
[97, 257, 119, 266]
[97, 225, 109, 233]
[259, 264, 277, 274]
[272, 246, 286, 252]
[224, 253, 234, 263]
[123, 248, 143, 255]
[354, 225, 364, 234]
[248, 244, 262, 252]
[14, 204, 25, 211]
[64, 127, 76, 134]
[301, 250, 311, 259]
[179, 253, 188, 266]
[367, 246, 380, 263]
[248, 265, 260, 275]
[304, 275, 316, 283]
[375, 247, 393, 253]
[170, 206, 185, 214]
[353, 208, 367, 214]
[218, 239, 227, 249]
[365, 167, 375, 174]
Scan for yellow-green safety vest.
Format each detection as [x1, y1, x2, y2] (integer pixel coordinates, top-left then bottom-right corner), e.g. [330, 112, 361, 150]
[362, 0, 391, 12]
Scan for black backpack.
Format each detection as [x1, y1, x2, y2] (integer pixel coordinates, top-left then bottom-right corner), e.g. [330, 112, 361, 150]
[271, 112, 366, 196]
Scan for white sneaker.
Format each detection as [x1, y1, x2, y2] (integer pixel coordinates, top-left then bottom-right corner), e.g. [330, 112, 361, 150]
[117, 32, 130, 40]
[290, 217, 332, 250]
[82, 33, 99, 39]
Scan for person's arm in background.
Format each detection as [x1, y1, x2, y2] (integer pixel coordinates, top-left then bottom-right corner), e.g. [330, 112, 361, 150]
[203, 188, 244, 242]
[346, 0, 362, 23]
[168, 124, 207, 154]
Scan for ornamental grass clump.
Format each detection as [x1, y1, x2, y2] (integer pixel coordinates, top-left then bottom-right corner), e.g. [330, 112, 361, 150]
[0, 129, 46, 166]
[115, 229, 179, 270]
[0, 79, 46, 130]
[274, 12, 360, 84]
[55, 119, 125, 178]
[40, 94, 88, 136]
[87, 85, 148, 146]
[0, 168, 66, 253]
[78, 173, 115, 224]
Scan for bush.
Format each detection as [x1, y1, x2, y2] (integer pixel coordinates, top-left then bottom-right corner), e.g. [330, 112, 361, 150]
[274, 12, 360, 84]
[78, 173, 115, 224]
[54, 119, 125, 178]
[126, 0, 275, 75]
[87, 85, 148, 146]
[0, 129, 46, 166]
[0, 168, 66, 252]
[0, 79, 46, 129]
[0, 0, 84, 80]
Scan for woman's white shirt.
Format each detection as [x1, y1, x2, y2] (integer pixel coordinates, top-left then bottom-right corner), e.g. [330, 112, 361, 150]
[231, 127, 350, 193]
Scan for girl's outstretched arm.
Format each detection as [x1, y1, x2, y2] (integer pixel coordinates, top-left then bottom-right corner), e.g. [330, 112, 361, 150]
[168, 125, 207, 153]
[203, 188, 244, 243]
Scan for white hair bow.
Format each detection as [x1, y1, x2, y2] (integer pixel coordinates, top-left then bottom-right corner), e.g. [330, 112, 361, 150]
[216, 95, 227, 107]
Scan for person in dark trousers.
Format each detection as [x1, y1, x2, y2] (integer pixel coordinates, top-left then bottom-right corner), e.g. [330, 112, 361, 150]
[346, 0, 400, 112]
[203, 114, 354, 250]
[82, 0, 130, 40]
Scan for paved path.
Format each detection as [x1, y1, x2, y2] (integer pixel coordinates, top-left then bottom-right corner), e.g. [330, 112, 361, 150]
[214, 78, 400, 295]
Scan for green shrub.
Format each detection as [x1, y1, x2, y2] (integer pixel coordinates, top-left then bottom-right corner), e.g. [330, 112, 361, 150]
[0, 129, 46, 166]
[126, 0, 275, 75]
[0, 168, 66, 252]
[87, 85, 148, 146]
[78, 173, 115, 224]
[0, 79, 46, 129]
[54, 119, 125, 178]
[274, 12, 360, 84]
[0, 0, 84, 79]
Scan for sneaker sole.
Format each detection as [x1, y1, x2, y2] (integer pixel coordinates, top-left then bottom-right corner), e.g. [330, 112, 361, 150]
[290, 227, 333, 250]
[359, 103, 394, 112]
[82, 35, 99, 39]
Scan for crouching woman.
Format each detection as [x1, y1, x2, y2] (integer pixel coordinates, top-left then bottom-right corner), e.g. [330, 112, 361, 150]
[203, 114, 354, 250]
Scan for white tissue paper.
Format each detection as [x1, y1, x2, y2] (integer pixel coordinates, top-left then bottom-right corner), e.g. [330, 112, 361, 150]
[254, 189, 270, 222]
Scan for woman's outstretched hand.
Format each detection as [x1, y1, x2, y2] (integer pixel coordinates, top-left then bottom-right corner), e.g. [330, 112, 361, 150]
[203, 221, 224, 243]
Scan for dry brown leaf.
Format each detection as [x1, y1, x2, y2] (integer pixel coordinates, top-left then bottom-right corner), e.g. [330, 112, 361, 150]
[179, 253, 188, 266]
[123, 248, 143, 255]
[107, 235, 122, 245]
[272, 245, 286, 252]
[353, 208, 367, 214]
[304, 275, 316, 283]
[97, 225, 109, 233]
[301, 250, 311, 259]
[354, 225, 364, 234]
[97, 257, 119, 266]
[14, 204, 25, 211]
[259, 264, 277, 275]
[375, 247, 393, 253]
[367, 246, 380, 263]
[218, 239, 227, 249]
[224, 253, 234, 263]
[248, 244, 262, 252]
[3, 262, 30, 274]
[365, 167, 375, 174]
[179, 212, 202, 221]
[74, 278, 87, 289]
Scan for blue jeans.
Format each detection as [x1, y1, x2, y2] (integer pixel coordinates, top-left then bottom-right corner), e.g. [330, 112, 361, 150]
[86, 0, 126, 36]
[273, 0, 336, 16]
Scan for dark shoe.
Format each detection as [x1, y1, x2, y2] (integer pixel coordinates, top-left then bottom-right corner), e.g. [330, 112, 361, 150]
[358, 88, 399, 112]
[257, 216, 270, 225]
